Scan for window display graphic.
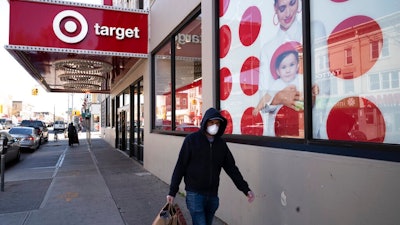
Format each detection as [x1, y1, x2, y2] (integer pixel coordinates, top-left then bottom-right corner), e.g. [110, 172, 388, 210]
[219, 0, 400, 144]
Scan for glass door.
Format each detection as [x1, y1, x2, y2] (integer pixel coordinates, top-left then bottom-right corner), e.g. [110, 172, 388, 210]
[131, 78, 144, 163]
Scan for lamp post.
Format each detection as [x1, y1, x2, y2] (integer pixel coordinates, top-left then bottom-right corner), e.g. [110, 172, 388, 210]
[83, 93, 91, 146]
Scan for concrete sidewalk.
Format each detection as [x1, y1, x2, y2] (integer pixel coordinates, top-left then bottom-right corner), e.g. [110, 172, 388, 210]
[0, 133, 226, 225]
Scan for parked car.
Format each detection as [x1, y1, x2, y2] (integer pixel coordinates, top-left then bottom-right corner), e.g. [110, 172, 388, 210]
[0, 118, 14, 130]
[0, 131, 21, 166]
[20, 120, 49, 144]
[9, 127, 40, 151]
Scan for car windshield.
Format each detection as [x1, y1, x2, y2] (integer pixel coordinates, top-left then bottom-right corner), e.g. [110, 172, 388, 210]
[9, 128, 32, 135]
[20, 120, 43, 127]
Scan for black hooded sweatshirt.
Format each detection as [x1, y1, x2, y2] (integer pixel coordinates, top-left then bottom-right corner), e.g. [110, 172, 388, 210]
[169, 108, 251, 197]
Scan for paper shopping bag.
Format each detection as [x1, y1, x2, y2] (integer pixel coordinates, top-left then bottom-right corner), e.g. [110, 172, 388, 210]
[172, 203, 187, 225]
[152, 203, 175, 225]
[152, 203, 187, 225]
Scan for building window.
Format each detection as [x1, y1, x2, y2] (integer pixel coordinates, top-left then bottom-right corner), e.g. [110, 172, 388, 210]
[344, 79, 354, 93]
[112, 0, 149, 10]
[154, 43, 172, 130]
[215, 0, 400, 159]
[370, 40, 381, 60]
[369, 73, 380, 90]
[392, 71, 399, 89]
[345, 48, 353, 65]
[220, 0, 304, 138]
[101, 96, 110, 128]
[382, 72, 390, 89]
[381, 38, 389, 57]
[152, 9, 202, 132]
[318, 54, 329, 70]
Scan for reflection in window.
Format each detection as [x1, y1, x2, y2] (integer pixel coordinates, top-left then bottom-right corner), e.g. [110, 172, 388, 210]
[369, 74, 380, 90]
[153, 11, 202, 132]
[392, 71, 399, 88]
[330, 78, 338, 95]
[311, 1, 398, 144]
[344, 79, 354, 93]
[382, 38, 389, 57]
[382, 72, 390, 89]
[318, 55, 329, 70]
[154, 43, 172, 131]
[370, 40, 380, 60]
[174, 15, 202, 131]
[345, 48, 353, 64]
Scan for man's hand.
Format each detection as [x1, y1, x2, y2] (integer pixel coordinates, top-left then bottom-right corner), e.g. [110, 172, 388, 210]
[247, 191, 255, 203]
[166, 195, 174, 203]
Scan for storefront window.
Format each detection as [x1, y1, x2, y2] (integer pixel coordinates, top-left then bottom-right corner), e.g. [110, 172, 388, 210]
[154, 43, 172, 131]
[124, 87, 130, 106]
[219, 0, 304, 137]
[153, 10, 202, 132]
[310, 1, 400, 144]
[174, 15, 202, 132]
[219, 1, 400, 145]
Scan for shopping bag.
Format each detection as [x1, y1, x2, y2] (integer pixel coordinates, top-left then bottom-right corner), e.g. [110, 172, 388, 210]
[173, 203, 187, 225]
[152, 202, 187, 225]
[152, 203, 175, 225]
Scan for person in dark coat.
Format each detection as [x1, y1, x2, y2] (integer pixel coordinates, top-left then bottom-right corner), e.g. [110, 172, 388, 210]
[167, 107, 255, 225]
[67, 123, 79, 146]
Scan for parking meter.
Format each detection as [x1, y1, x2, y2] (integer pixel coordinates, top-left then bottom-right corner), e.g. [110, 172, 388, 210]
[0, 134, 7, 191]
[0, 135, 8, 155]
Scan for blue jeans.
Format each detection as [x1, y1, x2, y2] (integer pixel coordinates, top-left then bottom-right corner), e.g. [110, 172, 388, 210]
[186, 191, 219, 225]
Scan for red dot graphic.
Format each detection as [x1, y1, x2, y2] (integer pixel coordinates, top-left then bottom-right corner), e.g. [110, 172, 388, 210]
[328, 16, 383, 79]
[220, 67, 232, 101]
[239, 6, 262, 47]
[274, 106, 304, 137]
[220, 110, 233, 134]
[220, 25, 232, 58]
[240, 107, 263, 136]
[326, 97, 385, 142]
[240, 56, 260, 96]
[219, 0, 230, 17]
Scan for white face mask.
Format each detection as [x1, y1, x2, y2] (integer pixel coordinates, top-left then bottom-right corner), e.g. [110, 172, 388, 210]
[207, 124, 219, 136]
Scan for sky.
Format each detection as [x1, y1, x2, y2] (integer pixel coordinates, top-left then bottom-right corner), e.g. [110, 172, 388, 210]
[0, 0, 102, 117]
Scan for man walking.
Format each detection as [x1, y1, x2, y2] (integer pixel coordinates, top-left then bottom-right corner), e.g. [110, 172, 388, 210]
[167, 107, 255, 225]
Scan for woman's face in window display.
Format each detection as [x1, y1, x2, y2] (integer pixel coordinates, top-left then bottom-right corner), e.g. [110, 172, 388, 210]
[274, 0, 299, 31]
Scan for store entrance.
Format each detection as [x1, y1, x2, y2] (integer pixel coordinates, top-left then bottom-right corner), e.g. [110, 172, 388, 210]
[117, 107, 130, 152]
[130, 78, 144, 163]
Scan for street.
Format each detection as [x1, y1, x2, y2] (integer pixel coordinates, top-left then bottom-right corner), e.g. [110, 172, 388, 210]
[3, 130, 66, 183]
[0, 130, 68, 215]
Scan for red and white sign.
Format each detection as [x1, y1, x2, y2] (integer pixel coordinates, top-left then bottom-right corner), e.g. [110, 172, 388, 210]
[9, 0, 148, 54]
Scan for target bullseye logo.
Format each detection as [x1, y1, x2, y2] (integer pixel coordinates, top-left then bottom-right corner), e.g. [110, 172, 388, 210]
[53, 10, 88, 43]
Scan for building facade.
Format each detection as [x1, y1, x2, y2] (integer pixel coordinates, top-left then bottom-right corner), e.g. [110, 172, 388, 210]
[103, 1, 400, 224]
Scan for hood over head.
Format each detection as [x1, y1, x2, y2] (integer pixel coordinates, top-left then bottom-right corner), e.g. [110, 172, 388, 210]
[200, 108, 227, 137]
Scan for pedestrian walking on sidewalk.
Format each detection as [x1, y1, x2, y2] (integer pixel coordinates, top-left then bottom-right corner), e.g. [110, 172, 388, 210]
[167, 107, 255, 225]
[67, 123, 79, 146]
